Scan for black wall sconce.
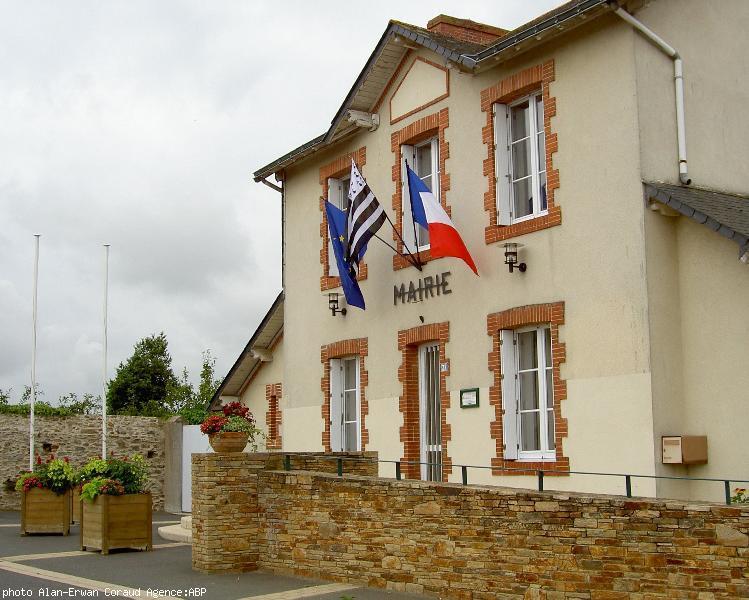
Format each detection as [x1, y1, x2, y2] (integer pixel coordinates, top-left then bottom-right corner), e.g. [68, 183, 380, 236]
[328, 292, 347, 317]
[503, 242, 527, 273]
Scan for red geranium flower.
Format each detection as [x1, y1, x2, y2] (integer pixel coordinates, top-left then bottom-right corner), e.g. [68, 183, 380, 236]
[200, 415, 229, 435]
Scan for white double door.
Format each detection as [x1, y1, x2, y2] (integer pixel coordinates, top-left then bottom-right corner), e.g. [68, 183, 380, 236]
[329, 357, 361, 452]
[419, 343, 442, 482]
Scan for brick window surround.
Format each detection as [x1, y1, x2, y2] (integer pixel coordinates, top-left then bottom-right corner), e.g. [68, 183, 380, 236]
[397, 322, 452, 480]
[480, 60, 561, 244]
[265, 383, 282, 450]
[486, 303, 569, 476]
[320, 338, 369, 452]
[319, 147, 368, 291]
[390, 109, 451, 271]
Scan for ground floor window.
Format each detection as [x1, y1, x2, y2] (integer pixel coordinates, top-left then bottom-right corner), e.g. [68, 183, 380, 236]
[501, 325, 555, 461]
[329, 356, 360, 451]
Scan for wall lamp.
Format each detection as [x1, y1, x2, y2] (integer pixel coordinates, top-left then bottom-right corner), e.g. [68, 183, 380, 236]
[503, 242, 527, 273]
[328, 292, 347, 317]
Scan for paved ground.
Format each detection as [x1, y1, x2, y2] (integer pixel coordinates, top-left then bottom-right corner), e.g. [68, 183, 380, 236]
[0, 511, 422, 600]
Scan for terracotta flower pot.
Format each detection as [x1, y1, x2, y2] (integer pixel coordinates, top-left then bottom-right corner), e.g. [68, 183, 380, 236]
[209, 431, 249, 452]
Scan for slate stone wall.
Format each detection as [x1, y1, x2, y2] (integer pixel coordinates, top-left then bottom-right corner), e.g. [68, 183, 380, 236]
[192, 452, 749, 598]
[0, 415, 167, 510]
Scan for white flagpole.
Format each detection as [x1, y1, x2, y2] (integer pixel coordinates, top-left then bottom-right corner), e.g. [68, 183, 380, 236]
[102, 244, 110, 458]
[30, 234, 40, 471]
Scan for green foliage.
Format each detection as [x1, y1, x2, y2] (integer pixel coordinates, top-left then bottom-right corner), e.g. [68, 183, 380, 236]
[222, 415, 256, 433]
[74, 458, 109, 486]
[15, 457, 74, 494]
[0, 386, 100, 417]
[104, 454, 148, 494]
[44, 458, 75, 493]
[168, 350, 220, 424]
[196, 350, 222, 407]
[77, 454, 149, 499]
[80, 477, 125, 502]
[107, 332, 174, 416]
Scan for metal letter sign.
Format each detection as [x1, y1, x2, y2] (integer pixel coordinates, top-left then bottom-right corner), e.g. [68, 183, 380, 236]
[393, 271, 452, 306]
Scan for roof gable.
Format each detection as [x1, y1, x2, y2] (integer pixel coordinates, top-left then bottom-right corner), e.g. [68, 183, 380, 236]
[253, 0, 615, 182]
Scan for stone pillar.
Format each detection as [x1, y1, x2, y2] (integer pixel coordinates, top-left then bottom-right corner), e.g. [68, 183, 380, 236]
[191, 452, 282, 573]
[162, 416, 183, 514]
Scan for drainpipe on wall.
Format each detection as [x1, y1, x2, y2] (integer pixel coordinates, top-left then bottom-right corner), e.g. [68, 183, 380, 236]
[613, 5, 691, 185]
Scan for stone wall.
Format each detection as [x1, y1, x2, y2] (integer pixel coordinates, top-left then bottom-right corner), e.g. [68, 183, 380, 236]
[0, 415, 167, 510]
[191, 451, 377, 573]
[192, 452, 749, 598]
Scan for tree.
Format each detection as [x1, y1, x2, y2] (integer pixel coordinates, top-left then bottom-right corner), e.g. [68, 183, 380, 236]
[196, 350, 222, 407]
[107, 332, 175, 416]
[168, 350, 222, 425]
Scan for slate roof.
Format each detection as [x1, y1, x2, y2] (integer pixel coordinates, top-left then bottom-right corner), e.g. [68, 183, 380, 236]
[645, 182, 749, 257]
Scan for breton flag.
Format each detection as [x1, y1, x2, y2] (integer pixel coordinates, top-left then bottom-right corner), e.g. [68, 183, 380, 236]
[345, 160, 386, 266]
[406, 163, 478, 275]
[325, 201, 366, 310]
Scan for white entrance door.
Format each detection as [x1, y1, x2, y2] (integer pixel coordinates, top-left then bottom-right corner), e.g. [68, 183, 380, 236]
[181, 424, 212, 513]
[419, 343, 442, 481]
[329, 357, 360, 452]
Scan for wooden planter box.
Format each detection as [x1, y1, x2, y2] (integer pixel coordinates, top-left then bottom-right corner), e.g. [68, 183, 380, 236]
[71, 487, 81, 524]
[80, 493, 152, 554]
[21, 488, 71, 535]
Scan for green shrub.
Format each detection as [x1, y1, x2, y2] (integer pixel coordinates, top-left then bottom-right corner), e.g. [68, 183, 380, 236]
[80, 477, 125, 502]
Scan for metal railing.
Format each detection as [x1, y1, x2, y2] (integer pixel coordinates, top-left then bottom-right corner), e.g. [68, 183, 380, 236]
[282, 454, 749, 506]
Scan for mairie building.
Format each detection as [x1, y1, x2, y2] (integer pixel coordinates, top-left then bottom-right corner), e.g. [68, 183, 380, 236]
[211, 0, 749, 503]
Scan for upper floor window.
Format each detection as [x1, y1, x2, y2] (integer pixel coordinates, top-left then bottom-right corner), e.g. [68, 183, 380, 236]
[401, 137, 439, 252]
[494, 93, 547, 225]
[326, 175, 350, 277]
[500, 325, 555, 461]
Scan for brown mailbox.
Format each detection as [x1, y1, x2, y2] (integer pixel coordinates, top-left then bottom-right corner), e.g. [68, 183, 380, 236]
[662, 435, 708, 465]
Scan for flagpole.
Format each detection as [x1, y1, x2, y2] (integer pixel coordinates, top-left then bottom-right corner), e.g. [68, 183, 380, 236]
[382, 211, 422, 271]
[30, 234, 40, 470]
[102, 244, 110, 458]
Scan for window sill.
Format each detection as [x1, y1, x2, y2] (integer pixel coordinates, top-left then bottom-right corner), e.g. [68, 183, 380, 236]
[320, 263, 368, 291]
[393, 249, 434, 271]
[491, 456, 569, 476]
[485, 205, 561, 245]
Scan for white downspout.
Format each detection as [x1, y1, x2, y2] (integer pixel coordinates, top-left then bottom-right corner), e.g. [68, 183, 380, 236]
[614, 6, 691, 185]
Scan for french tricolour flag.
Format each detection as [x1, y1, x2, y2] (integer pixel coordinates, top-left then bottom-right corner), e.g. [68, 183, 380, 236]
[406, 164, 478, 275]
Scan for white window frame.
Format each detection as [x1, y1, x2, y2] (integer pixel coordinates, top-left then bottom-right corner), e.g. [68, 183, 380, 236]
[402, 137, 439, 253]
[327, 175, 351, 278]
[493, 92, 547, 226]
[329, 356, 361, 452]
[501, 325, 555, 461]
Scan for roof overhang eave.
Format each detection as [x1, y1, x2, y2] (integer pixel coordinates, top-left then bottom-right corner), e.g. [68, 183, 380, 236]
[468, 0, 612, 70]
[644, 182, 749, 260]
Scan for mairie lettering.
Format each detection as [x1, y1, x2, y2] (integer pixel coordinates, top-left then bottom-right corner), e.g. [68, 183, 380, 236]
[394, 271, 452, 305]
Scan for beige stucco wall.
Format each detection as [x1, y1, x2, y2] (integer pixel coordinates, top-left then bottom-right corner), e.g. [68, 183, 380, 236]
[635, 0, 749, 501]
[238, 338, 284, 448]
[633, 0, 749, 193]
[659, 217, 748, 502]
[271, 3, 747, 501]
[390, 58, 448, 122]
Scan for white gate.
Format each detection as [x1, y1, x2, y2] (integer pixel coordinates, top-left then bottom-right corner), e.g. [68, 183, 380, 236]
[182, 425, 212, 513]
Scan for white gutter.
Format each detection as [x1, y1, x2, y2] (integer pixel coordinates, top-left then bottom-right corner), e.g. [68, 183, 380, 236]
[614, 6, 691, 185]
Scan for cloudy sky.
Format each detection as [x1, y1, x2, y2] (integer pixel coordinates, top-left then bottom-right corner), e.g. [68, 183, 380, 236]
[0, 0, 560, 404]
